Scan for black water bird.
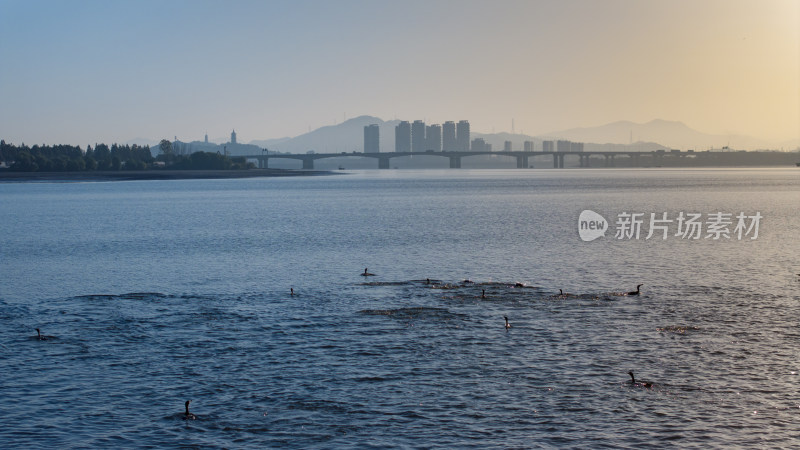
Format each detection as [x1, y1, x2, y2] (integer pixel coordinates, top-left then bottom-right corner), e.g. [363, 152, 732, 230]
[361, 268, 375, 276]
[559, 289, 564, 296]
[481, 289, 486, 299]
[504, 316, 511, 329]
[627, 284, 643, 296]
[35, 328, 49, 341]
[514, 282, 524, 287]
[290, 288, 294, 296]
[184, 400, 197, 420]
[628, 371, 653, 388]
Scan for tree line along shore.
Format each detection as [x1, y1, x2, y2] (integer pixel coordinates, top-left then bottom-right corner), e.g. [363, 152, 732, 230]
[0, 139, 255, 172]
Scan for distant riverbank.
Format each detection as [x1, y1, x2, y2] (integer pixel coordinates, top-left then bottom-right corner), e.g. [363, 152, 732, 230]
[0, 169, 335, 182]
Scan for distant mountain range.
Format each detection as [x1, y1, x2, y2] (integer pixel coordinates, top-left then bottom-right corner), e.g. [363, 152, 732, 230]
[542, 119, 783, 151]
[137, 116, 798, 154]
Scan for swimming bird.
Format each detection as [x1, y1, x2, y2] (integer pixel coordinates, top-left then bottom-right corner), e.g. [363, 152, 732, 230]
[559, 289, 564, 296]
[481, 289, 486, 299]
[35, 328, 48, 341]
[514, 282, 524, 288]
[627, 284, 643, 296]
[628, 371, 653, 388]
[184, 400, 197, 420]
[361, 268, 375, 276]
[290, 288, 294, 296]
[504, 316, 511, 329]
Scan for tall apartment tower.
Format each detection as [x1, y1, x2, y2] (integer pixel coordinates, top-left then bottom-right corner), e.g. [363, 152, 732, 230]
[411, 120, 426, 153]
[395, 121, 411, 153]
[442, 121, 457, 152]
[364, 124, 380, 153]
[557, 140, 571, 152]
[543, 140, 554, 152]
[426, 124, 442, 151]
[456, 120, 470, 151]
[504, 141, 512, 151]
[524, 141, 534, 151]
[231, 129, 237, 144]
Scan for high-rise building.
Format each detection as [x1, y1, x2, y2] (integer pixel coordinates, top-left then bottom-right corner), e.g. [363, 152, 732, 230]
[395, 121, 411, 153]
[426, 124, 442, 151]
[442, 121, 457, 152]
[412, 120, 426, 153]
[231, 129, 237, 144]
[557, 140, 571, 152]
[570, 142, 584, 152]
[543, 140, 554, 152]
[364, 124, 380, 153]
[205, 133, 209, 144]
[524, 141, 534, 151]
[457, 120, 470, 151]
[504, 141, 512, 151]
[471, 138, 489, 152]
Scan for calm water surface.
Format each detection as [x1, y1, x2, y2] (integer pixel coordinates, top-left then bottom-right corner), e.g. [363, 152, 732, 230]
[1, 168, 799, 448]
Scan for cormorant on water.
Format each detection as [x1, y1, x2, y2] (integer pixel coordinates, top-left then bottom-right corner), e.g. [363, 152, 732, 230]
[514, 282, 524, 287]
[35, 328, 48, 341]
[290, 288, 294, 296]
[627, 284, 643, 296]
[361, 268, 375, 276]
[504, 316, 511, 329]
[559, 289, 564, 296]
[628, 371, 653, 388]
[184, 400, 197, 420]
[481, 289, 486, 299]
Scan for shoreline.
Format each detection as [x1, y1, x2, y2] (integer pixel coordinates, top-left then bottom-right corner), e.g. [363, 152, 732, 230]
[0, 169, 336, 182]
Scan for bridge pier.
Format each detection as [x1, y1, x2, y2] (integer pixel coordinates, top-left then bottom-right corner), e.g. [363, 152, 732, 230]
[378, 156, 391, 169]
[604, 154, 616, 167]
[302, 158, 314, 170]
[449, 156, 461, 169]
[631, 153, 639, 167]
[516, 155, 528, 168]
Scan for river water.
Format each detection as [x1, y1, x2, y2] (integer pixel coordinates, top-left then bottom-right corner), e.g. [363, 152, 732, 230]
[1, 168, 799, 448]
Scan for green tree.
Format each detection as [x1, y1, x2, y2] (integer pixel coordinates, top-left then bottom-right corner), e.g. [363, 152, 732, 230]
[159, 139, 173, 156]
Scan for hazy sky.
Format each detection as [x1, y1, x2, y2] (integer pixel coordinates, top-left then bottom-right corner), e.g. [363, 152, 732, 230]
[1, 0, 798, 146]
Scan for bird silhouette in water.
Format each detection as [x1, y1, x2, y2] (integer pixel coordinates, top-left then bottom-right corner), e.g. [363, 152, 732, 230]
[184, 400, 197, 420]
[628, 371, 653, 388]
[481, 289, 486, 299]
[627, 284, 643, 296]
[35, 328, 49, 341]
[361, 268, 375, 276]
[290, 288, 294, 296]
[504, 316, 511, 330]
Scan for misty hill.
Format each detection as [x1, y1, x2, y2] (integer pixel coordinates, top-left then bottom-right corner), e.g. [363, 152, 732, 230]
[543, 119, 774, 150]
[256, 116, 399, 154]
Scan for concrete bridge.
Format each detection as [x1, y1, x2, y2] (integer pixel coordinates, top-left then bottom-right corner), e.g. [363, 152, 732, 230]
[243, 150, 685, 170]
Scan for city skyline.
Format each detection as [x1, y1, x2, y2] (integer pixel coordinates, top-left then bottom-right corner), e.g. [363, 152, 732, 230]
[1, 0, 798, 147]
